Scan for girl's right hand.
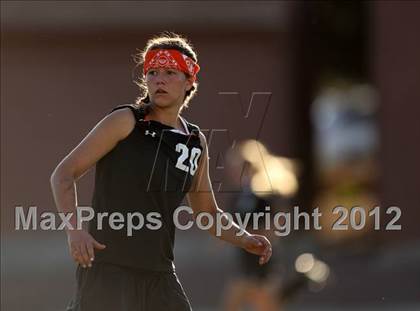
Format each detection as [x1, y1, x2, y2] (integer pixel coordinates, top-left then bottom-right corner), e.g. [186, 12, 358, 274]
[67, 229, 106, 268]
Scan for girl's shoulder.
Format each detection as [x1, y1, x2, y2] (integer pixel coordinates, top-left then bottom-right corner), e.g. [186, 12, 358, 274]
[110, 103, 146, 122]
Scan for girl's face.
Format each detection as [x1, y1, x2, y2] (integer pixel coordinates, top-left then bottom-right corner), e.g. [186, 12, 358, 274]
[145, 68, 193, 109]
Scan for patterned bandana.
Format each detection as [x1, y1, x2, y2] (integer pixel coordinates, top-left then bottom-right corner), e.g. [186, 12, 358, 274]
[143, 49, 200, 81]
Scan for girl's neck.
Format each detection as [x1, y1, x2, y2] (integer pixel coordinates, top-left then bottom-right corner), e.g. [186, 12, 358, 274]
[146, 103, 183, 130]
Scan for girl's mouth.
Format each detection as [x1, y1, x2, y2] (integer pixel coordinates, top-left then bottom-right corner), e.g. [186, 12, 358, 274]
[155, 89, 168, 94]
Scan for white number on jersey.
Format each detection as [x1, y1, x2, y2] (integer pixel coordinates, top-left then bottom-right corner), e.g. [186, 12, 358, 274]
[175, 143, 202, 175]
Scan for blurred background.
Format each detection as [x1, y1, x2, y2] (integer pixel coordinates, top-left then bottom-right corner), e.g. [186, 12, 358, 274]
[1, 1, 420, 310]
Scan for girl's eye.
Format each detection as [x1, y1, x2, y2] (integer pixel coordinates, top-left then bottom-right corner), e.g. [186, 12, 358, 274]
[166, 70, 176, 75]
[147, 70, 157, 76]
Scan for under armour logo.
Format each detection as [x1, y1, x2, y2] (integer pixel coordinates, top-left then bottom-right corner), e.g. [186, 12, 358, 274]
[145, 130, 157, 137]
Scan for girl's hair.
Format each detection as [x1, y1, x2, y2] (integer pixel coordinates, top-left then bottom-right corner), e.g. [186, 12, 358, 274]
[133, 31, 199, 110]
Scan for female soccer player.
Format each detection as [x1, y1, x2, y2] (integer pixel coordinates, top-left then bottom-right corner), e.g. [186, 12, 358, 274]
[50, 32, 272, 311]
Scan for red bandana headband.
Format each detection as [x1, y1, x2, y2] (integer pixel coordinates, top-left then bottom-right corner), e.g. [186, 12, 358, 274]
[143, 49, 200, 81]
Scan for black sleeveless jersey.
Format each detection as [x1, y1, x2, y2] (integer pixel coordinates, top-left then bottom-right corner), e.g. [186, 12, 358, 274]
[88, 104, 203, 272]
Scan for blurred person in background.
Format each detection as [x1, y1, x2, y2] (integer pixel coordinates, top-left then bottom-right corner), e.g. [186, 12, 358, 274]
[50, 32, 272, 311]
[222, 140, 299, 311]
[311, 82, 379, 246]
[222, 140, 332, 310]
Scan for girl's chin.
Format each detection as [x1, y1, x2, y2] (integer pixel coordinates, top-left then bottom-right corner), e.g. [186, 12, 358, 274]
[152, 98, 175, 107]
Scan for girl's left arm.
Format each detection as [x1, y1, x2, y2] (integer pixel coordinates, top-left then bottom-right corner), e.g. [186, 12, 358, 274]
[186, 133, 272, 265]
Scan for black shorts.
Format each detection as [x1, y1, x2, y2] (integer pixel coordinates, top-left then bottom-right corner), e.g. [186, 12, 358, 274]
[66, 262, 192, 311]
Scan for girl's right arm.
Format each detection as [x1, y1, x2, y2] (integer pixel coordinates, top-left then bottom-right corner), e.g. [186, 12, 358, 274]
[50, 108, 135, 268]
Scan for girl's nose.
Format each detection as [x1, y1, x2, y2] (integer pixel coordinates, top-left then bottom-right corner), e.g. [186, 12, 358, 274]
[155, 72, 167, 84]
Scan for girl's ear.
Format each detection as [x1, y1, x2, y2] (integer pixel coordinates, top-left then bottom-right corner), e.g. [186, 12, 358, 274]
[185, 75, 195, 92]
